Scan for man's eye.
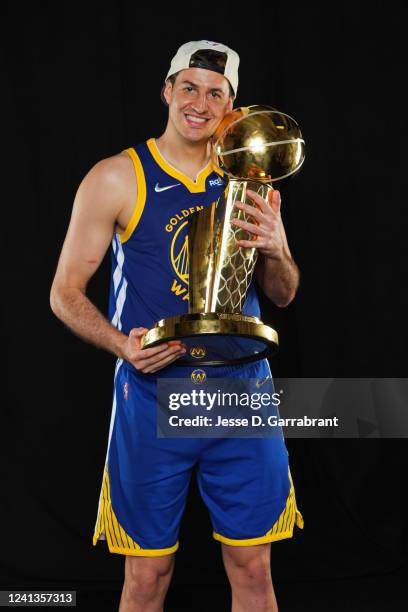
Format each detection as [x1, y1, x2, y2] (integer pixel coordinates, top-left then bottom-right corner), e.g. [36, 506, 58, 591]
[211, 92, 221, 98]
[184, 87, 194, 92]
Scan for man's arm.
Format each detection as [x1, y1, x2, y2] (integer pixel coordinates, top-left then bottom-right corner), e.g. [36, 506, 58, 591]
[254, 250, 300, 307]
[50, 156, 130, 355]
[232, 187, 300, 307]
[50, 155, 186, 373]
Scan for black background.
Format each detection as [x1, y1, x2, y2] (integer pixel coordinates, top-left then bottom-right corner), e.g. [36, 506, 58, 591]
[1, 1, 407, 610]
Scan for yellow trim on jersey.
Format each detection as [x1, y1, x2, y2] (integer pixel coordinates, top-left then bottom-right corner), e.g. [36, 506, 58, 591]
[146, 137, 223, 192]
[92, 464, 179, 557]
[119, 148, 147, 244]
[212, 467, 304, 546]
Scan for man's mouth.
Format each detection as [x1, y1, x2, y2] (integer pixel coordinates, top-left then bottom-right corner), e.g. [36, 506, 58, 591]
[184, 114, 210, 127]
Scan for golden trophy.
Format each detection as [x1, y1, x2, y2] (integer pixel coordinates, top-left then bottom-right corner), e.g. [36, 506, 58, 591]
[141, 105, 305, 365]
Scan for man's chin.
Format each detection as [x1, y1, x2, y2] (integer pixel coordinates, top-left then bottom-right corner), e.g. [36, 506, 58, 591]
[181, 129, 212, 143]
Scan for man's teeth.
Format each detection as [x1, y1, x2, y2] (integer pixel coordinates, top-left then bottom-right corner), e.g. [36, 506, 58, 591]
[186, 115, 208, 123]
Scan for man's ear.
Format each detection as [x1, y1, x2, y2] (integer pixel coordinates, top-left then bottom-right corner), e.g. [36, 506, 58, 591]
[227, 96, 235, 112]
[163, 80, 172, 105]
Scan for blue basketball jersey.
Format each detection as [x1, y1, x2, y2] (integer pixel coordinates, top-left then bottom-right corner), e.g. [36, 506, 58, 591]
[108, 137, 263, 375]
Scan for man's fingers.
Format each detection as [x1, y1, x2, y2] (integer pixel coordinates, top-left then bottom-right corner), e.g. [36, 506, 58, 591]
[246, 188, 268, 213]
[143, 350, 185, 373]
[137, 342, 171, 359]
[129, 327, 148, 336]
[268, 188, 281, 214]
[128, 328, 187, 370]
[136, 345, 185, 370]
[128, 327, 148, 347]
[138, 340, 186, 359]
[129, 328, 173, 356]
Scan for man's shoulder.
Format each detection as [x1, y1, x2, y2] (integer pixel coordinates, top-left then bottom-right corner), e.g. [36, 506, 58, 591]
[91, 139, 149, 181]
[85, 149, 138, 195]
[75, 150, 138, 223]
[92, 149, 133, 175]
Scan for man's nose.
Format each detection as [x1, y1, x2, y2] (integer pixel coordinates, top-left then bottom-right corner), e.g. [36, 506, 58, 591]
[191, 94, 208, 114]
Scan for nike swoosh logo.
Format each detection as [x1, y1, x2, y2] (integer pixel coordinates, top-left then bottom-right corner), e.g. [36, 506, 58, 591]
[255, 376, 271, 388]
[155, 182, 181, 192]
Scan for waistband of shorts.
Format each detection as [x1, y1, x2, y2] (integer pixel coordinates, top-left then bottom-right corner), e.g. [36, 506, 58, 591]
[120, 357, 271, 380]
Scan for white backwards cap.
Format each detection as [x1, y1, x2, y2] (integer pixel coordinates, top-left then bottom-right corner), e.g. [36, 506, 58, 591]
[165, 40, 239, 96]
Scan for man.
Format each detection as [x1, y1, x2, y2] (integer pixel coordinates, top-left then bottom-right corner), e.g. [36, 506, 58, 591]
[50, 40, 304, 612]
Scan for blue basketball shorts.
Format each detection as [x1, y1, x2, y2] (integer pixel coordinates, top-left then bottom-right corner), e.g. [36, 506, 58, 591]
[92, 357, 304, 556]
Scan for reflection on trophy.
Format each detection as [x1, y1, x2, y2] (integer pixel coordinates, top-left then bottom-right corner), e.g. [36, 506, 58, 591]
[141, 105, 305, 365]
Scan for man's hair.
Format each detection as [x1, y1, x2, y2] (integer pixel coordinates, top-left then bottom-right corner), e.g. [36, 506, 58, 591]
[160, 69, 235, 107]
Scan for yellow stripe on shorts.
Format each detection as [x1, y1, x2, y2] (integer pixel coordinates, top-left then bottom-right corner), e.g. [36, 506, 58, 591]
[266, 467, 304, 540]
[213, 466, 304, 546]
[92, 464, 179, 557]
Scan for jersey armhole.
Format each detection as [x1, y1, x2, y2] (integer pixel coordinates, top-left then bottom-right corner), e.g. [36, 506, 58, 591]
[120, 147, 147, 243]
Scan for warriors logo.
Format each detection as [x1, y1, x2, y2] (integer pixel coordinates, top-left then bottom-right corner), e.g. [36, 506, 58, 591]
[191, 369, 207, 384]
[167, 207, 204, 302]
[171, 221, 189, 286]
[165, 193, 224, 302]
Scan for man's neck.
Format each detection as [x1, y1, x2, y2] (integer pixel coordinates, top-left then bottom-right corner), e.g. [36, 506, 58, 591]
[155, 128, 212, 176]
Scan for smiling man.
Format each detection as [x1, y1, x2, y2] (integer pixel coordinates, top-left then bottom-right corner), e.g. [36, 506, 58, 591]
[50, 40, 304, 612]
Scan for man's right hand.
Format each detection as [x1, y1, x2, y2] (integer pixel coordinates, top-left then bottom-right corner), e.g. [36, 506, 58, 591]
[121, 327, 187, 374]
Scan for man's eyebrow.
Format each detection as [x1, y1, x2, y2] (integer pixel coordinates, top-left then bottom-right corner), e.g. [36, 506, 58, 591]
[180, 80, 224, 93]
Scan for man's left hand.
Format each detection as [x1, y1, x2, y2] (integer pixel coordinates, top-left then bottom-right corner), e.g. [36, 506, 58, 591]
[231, 188, 285, 260]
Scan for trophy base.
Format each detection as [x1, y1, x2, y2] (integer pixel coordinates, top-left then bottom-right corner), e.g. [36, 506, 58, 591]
[140, 313, 279, 366]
